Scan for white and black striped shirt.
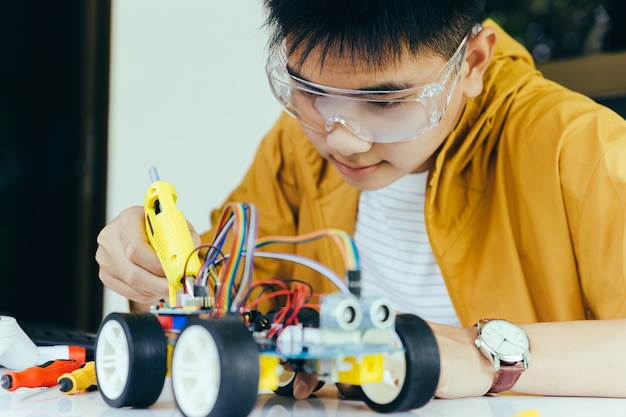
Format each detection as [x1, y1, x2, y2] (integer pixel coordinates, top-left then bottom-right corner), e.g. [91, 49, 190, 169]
[355, 171, 460, 326]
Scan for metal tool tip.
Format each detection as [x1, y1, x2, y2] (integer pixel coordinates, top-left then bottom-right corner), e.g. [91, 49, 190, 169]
[0, 375, 12, 390]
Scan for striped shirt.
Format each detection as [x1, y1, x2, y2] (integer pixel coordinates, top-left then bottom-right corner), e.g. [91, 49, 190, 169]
[354, 171, 461, 326]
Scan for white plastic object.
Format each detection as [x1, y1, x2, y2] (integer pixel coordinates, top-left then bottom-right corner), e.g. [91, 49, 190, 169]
[359, 295, 396, 329]
[319, 293, 363, 331]
[0, 315, 40, 370]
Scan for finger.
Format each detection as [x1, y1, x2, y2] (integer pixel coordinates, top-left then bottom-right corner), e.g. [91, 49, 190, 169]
[103, 262, 168, 300]
[123, 238, 165, 277]
[99, 269, 167, 305]
[293, 372, 320, 400]
[96, 241, 168, 301]
[186, 220, 201, 248]
[97, 256, 169, 299]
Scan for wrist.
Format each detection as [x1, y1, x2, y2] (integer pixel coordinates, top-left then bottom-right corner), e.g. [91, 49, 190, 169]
[430, 324, 493, 398]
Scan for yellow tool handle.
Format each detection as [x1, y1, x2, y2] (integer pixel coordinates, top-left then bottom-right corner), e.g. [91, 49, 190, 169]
[57, 361, 96, 394]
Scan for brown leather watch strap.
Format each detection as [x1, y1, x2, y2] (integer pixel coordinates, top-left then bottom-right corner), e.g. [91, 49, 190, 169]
[488, 363, 525, 394]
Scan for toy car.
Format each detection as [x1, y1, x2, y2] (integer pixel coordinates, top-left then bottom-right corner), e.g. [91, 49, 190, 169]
[94, 178, 439, 417]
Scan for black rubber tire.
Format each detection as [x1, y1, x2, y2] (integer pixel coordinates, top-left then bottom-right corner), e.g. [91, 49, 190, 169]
[171, 317, 259, 417]
[360, 314, 440, 413]
[95, 312, 167, 408]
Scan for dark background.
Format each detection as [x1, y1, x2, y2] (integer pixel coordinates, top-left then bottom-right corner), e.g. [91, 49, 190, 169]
[0, 1, 623, 335]
[0, 0, 110, 333]
[486, 0, 626, 116]
[486, 0, 625, 61]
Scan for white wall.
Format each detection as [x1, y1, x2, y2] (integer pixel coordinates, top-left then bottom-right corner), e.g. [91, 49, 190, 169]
[104, 1, 282, 314]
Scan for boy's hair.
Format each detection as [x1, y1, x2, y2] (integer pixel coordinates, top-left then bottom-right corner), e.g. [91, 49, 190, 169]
[263, 0, 486, 70]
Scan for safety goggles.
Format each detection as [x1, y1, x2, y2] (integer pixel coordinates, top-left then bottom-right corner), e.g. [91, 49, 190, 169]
[266, 25, 481, 143]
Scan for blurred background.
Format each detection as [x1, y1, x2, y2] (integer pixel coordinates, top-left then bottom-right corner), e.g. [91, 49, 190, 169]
[1, 0, 624, 334]
[487, 0, 626, 114]
[487, 0, 625, 61]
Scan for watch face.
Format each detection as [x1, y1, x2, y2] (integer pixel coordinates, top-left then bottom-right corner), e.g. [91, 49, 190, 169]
[480, 320, 529, 359]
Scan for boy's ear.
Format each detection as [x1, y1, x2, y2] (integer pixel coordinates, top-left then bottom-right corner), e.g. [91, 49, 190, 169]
[462, 27, 497, 98]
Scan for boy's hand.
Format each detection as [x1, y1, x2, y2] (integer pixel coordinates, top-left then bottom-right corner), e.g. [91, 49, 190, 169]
[95, 206, 201, 305]
[293, 372, 320, 399]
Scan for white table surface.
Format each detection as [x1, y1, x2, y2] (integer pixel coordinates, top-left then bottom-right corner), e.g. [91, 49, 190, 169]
[3, 378, 626, 417]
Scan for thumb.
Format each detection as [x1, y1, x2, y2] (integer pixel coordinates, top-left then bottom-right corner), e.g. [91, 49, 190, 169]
[186, 220, 201, 248]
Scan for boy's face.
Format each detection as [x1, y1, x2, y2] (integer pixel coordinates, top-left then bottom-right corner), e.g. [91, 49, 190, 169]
[286, 44, 472, 191]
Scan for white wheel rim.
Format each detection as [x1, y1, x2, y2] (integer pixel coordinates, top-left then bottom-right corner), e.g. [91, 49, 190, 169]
[172, 325, 221, 417]
[360, 331, 406, 404]
[96, 319, 130, 400]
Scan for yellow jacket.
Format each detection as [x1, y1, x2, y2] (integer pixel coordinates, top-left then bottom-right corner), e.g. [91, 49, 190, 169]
[202, 21, 626, 327]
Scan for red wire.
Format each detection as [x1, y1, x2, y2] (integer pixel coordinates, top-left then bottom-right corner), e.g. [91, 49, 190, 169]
[249, 279, 290, 291]
[243, 289, 294, 311]
[242, 280, 321, 338]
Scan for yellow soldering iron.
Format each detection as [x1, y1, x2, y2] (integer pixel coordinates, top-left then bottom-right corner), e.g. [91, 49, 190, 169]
[144, 167, 202, 307]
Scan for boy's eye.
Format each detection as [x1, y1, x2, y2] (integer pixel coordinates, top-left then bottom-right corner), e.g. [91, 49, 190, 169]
[292, 87, 318, 99]
[369, 100, 403, 110]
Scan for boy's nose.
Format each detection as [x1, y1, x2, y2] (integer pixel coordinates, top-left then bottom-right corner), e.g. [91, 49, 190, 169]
[325, 123, 373, 156]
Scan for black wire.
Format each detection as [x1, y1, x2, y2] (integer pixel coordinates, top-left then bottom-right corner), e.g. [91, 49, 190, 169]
[181, 243, 226, 290]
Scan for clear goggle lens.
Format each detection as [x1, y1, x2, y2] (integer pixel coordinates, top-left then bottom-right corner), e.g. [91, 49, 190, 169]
[266, 26, 479, 143]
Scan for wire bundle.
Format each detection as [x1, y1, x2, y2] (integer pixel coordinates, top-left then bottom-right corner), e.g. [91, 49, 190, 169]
[189, 202, 361, 319]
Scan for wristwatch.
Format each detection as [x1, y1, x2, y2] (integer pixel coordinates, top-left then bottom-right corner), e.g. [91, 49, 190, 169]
[474, 319, 530, 394]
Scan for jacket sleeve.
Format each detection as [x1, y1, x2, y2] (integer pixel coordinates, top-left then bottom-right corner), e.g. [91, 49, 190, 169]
[565, 106, 626, 319]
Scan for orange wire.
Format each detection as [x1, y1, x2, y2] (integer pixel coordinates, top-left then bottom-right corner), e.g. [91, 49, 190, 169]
[257, 230, 349, 268]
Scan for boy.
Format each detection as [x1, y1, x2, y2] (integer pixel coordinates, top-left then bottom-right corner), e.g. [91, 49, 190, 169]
[96, 0, 626, 401]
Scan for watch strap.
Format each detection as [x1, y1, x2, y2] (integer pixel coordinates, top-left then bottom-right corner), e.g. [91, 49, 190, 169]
[488, 363, 525, 394]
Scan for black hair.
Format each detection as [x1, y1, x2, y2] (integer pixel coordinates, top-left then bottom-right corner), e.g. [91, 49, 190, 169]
[263, 0, 486, 70]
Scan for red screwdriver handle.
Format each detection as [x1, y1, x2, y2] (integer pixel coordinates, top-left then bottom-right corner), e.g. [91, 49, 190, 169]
[1, 359, 82, 391]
